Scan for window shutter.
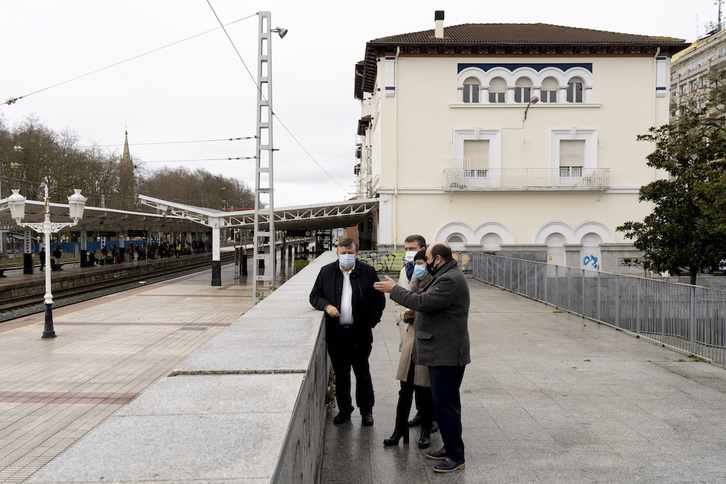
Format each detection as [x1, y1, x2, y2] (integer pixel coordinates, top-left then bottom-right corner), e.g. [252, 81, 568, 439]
[559, 140, 585, 167]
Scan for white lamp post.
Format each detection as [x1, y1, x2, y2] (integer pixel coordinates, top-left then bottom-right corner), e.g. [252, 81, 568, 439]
[9, 186, 86, 338]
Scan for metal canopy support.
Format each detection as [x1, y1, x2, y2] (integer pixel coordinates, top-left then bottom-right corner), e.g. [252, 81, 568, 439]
[253, 11, 276, 305]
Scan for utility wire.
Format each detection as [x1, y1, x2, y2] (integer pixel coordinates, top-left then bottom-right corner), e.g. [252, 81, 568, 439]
[276, 152, 352, 175]
[3, 14, 257, 105]
[205, 2, 348, 194]
[140, 156, 256, 163]
[84, 136, 256, 148]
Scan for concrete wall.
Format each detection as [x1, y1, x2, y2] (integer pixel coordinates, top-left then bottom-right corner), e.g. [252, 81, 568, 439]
[30, 252, 335, 484]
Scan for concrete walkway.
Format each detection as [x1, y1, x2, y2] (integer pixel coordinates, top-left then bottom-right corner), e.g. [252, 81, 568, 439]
[321, 278, 726, 483]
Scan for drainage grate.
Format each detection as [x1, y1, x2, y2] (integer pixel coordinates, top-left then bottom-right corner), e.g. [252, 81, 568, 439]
[179, 326, 207, 331]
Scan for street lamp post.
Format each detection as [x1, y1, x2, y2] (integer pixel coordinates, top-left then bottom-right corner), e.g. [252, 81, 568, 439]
[7, 186, 86, 338]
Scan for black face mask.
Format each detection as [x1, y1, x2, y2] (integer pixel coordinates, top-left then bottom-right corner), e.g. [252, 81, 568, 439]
[426, 257, 439, 276]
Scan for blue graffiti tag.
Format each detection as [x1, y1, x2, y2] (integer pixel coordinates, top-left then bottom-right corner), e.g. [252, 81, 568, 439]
[583, 255, 598, 269]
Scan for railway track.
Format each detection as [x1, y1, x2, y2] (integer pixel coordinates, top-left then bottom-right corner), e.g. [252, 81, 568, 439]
[0, 252, 237, 323]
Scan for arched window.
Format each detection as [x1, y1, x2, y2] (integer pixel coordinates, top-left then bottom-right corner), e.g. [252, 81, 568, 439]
[514, 78, 532, 103]
[462, 77, 480, 103]
[488, 77, 506, 103]
[541, 77, 559, 103]
[567, 77, 584, 103]
[446, 234, 466, 251]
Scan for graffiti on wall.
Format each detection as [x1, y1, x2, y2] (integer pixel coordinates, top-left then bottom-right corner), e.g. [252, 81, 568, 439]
[358, 250, 473, 272]
[583, 254, 599, 269]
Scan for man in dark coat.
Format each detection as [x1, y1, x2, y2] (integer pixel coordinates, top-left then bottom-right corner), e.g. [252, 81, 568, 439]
[310, 238, 386, 426]
[375, 242, 470, 473]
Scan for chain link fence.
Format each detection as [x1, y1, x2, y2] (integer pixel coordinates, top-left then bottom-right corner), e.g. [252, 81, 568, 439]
[472, 253, 726, 364]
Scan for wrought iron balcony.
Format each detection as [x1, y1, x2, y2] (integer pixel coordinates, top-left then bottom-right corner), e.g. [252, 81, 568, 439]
[443, 167, 610, 191]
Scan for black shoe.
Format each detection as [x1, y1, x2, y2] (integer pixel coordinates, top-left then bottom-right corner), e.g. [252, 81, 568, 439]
[434, 457, 465, 473]
[426, 447, 447, 460]
[418, 427, 431, 449]
[333, 412, 351, 425]
[431, 420, 439, 433]
[361, 413, 374, 427]
[407, 412, 422, 427]
[383, 428, 409, 446]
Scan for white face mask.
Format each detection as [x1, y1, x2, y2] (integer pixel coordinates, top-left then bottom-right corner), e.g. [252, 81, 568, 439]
[339, 253, 356, 268]
[404, 251, 417, 263]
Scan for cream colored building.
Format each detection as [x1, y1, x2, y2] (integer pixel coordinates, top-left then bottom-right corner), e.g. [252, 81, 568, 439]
[354, 12, 687, 272]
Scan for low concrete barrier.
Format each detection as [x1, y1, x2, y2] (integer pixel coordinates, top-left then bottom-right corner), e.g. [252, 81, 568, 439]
[30, 252, 334, 483]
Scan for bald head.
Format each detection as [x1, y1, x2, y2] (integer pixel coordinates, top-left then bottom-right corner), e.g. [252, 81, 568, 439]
[426, 242, 453, 268]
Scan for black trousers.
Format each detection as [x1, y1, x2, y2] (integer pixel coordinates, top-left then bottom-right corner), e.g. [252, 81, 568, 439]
[395, 360, 434, 432]
[429, 366, 466, 462]
[328, 328, 374, 415]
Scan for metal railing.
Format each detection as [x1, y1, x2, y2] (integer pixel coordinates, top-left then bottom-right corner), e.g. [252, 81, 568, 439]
[472, 253, 726, 364]
[443, 167, 610, 190]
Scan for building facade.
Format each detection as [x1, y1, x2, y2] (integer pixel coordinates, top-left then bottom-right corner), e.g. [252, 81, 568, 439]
[354, 12, 687, 272]
[670, 28, 726, 119]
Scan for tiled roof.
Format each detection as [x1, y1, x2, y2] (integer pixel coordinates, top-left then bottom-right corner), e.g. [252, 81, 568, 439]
[371, 23, 685, 45]
[355, 23, 689, 99]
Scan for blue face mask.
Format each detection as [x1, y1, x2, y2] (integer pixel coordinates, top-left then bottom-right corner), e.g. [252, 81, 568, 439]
[339, 253, 356, 268]
[414, 264, 428, 280]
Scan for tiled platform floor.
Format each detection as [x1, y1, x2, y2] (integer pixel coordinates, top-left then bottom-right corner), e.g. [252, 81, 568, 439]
[0, 263, 252, 484]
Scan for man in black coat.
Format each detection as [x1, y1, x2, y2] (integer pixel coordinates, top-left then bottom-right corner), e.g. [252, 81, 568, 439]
[375, 242, 470, 473]
[309, 238, 386, 426]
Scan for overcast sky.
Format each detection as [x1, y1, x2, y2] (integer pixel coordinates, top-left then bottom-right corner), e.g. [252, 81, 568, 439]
[0, 0, 718, 207]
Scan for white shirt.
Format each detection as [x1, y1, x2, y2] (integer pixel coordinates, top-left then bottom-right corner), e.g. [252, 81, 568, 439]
[339, 267, 354, 326]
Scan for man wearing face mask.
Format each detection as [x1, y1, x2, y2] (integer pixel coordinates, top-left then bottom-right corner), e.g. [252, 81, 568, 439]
[374, 242, 470, 474]
[310, 238, 386, 427]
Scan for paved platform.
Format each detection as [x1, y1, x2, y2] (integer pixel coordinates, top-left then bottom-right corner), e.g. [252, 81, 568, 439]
[321, 278, 726, 483]
[0, 262, 255, 484]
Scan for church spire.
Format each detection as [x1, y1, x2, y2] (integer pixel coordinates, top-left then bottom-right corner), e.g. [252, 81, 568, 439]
[118, 130, 135, 209]
[121, 130, 132, 168]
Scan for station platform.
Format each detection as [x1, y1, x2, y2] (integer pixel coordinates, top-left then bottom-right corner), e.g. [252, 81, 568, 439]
[0, 257, 302, 484]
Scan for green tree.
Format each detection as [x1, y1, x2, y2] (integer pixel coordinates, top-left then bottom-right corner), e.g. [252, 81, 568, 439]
[618, 104, 726, 285]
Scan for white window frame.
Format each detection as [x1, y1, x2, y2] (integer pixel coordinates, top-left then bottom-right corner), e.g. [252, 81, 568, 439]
[462, 78, 480, 104]
[514, 86, 532, 103]
[566, 80, 584, 103]
[540, 89, 557, 103]
[550, 129, 598, 186]
[453, 129, 502, 187]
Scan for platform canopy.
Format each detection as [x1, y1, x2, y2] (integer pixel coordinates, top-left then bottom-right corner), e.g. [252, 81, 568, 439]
[1, 194, 378, 233]
[0, 198, 212, 232]
[137, 195, 379, 231]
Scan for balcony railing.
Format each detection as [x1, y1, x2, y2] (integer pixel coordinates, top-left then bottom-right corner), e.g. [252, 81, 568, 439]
[443, 167, 610, 190]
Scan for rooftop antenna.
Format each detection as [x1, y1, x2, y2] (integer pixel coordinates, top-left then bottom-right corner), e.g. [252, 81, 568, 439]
[718, 0, 724, 31]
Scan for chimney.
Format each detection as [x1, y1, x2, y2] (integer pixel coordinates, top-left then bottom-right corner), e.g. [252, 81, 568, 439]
[434, 10, 444, 39]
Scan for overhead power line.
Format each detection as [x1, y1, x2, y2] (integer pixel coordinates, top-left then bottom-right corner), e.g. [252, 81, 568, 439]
[2, 14, 257, 105]
[140, 156, 256, 163]
[84, 136, 256, 148]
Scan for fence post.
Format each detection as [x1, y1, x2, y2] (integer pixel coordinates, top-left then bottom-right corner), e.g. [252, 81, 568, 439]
[544, 263, 548, 304]
[690, 285, 696, 354]
[615, 276, 620, 329]
[596, 271, 601, 322]
[567, 267, 572, 311]
[581, 268, 586, 317]
[636, 279, 642, 335]
[555, 265, 560, 308]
